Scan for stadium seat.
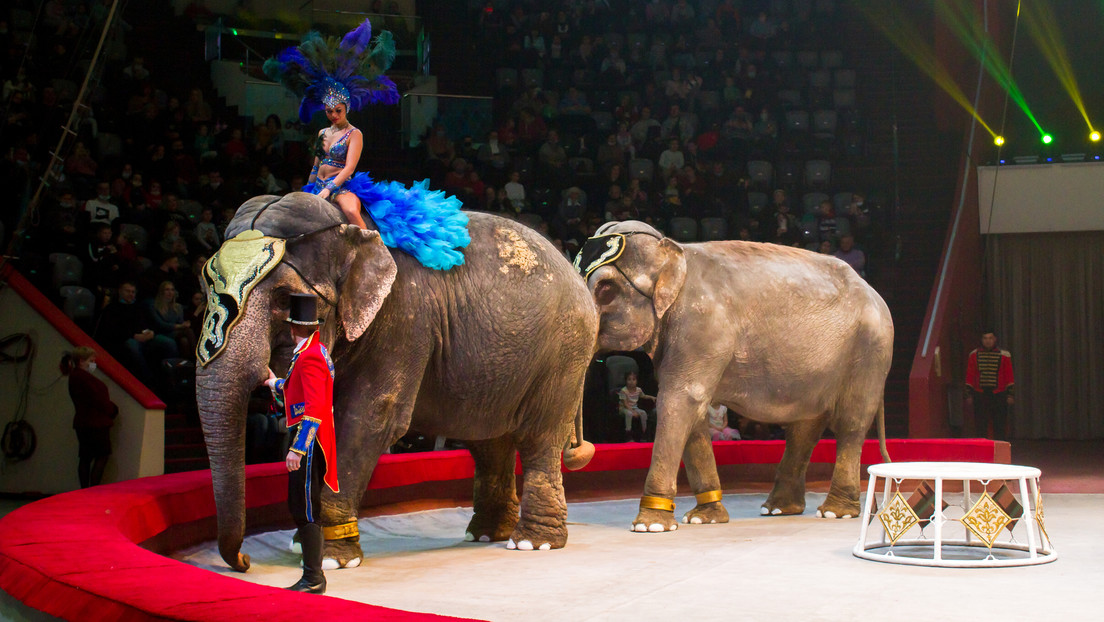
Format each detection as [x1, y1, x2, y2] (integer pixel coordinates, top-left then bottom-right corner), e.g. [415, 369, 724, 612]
[747, 160, 773, 187]
[668, 217, 698, 242]
[521, 68, 543, 89]
[605, 355, 639, 394]
[771, 50, 795, 70]
[812, 110, 838, 138]
[805, 160, 831, 187]
[119, 223, 149, 253]
[835, 69, 856, 88]
[700, 218, 728, 241]
[629, 158, 654, 185]
[777, 89, 803, 108]
[179, 200, 204, 223]
[747, 192, 769, 214]
[569, 157, 595, 178]
[833, 88, 856, 109]
[821, 50, 843, 69]
[803, 192, 831, 214]
[833, 192, 854, 212]
[49, 253, 83, 289]
[592, 111, 614, 132]
[776, 161, 802, 186]
[808, 69, 831, 90]
[699, 90, 720, 111]
[496, 68, 517, 90]
[60, 286, 95, 321]
[797, 50, 819, 69]
[784, 110, 810, 133]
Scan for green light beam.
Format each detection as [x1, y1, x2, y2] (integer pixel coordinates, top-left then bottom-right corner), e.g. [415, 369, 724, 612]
[932, 0, 1044, 137]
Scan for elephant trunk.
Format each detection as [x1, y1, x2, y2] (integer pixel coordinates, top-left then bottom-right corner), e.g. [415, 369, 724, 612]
[196, 358, 259, 572]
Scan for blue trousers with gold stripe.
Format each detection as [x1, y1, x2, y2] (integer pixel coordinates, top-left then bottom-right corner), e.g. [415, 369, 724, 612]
[288, 426, 326, 528]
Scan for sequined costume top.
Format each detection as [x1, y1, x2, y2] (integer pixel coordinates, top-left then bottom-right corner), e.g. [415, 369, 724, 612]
[315, 128, 354, 168]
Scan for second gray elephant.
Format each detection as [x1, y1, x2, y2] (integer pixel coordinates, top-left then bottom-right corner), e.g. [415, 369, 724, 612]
[579, 220, 892, 532]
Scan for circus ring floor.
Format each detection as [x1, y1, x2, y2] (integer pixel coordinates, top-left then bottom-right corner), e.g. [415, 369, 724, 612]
[3, 440, 1101, 621]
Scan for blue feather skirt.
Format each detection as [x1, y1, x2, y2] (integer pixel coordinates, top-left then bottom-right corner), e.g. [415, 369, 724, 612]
[304, 173, 470, 270]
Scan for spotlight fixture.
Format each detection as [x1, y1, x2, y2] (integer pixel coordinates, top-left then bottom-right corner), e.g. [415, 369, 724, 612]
[994, 136, 1005, 146]
[1042, 134, 1053, 144]
[1091, 131, 1101, 142]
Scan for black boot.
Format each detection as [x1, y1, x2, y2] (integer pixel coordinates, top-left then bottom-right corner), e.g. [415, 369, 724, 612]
[286, 523, 326, 594]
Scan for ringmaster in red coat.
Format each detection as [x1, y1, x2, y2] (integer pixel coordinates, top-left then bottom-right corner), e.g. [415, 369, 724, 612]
[264, 293, 337, 594]
[965, 330, 1015, 440]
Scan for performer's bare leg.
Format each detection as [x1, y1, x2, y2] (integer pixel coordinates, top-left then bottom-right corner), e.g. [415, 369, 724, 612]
[334, 192, 367, 229]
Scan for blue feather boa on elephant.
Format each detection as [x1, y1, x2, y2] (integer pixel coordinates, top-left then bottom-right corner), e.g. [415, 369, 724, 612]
[302, 174, 471, 271]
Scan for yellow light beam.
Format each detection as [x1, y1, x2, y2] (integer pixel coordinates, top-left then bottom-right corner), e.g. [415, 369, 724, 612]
[853, 1, 997, 137]
[1022, 0, 1093, 131]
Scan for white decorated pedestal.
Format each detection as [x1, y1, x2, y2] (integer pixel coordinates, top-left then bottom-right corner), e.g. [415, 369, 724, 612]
[854, 462, 1056, 567]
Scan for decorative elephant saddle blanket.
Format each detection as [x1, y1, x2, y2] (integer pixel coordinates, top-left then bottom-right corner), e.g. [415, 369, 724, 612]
[198, 230, 286, 366]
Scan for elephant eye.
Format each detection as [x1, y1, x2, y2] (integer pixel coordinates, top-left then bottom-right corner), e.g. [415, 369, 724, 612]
[271, 289, 290, 310]
[594, 280, 620, 306]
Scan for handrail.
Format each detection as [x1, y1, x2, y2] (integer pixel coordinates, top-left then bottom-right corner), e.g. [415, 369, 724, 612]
[0, 263, 165, 410]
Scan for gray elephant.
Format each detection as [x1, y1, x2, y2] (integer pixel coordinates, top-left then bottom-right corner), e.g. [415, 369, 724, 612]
[196, 193, 597, 572]
[577, 221, 891, 532]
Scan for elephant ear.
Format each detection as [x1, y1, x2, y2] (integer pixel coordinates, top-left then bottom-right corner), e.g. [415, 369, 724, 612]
[337, 225, 397, 341]
[652, 237, 687, 320]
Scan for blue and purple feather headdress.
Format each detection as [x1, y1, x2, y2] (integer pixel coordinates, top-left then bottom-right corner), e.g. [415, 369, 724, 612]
[263, 19, 400, 122]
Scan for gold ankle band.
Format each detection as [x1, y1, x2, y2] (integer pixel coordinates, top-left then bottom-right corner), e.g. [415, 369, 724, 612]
[639, 496, 675, 512]
[323, 521, 359, 540]
[696, 490, 723, 505]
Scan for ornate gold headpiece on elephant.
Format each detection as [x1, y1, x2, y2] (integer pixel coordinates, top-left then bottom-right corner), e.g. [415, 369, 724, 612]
[197, 195, 346, 366]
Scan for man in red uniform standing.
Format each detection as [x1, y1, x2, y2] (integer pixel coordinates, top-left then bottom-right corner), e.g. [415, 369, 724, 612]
[264, 293, 338, 594]
[965, 330, 1015, 440]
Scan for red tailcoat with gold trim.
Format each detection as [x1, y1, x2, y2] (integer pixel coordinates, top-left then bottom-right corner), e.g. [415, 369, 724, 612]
[275, 331, 339, 492]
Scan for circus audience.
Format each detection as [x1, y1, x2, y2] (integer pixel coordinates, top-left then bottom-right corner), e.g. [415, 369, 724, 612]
[0, 0, 882, 447]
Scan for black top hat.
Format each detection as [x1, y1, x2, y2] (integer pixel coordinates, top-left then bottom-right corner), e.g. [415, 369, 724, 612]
[286, 293, 324, 325]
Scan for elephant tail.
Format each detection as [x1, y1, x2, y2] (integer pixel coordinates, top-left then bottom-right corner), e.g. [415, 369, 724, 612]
[877, 401, 891, 463]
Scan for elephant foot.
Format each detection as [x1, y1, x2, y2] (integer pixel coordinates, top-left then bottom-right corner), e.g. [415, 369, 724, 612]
[815, 494, 861, 520]
[321, 537, 363, 569]
[681, 501, 729, 525]
[464, 511, 519, 543]
[632, 507, 679, 533]
[504, 520, 568, 551]
[761, 487, 806, 516]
